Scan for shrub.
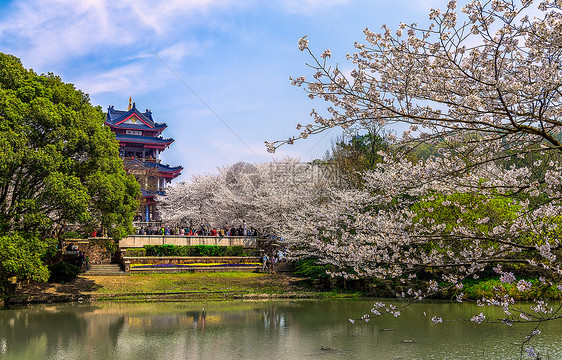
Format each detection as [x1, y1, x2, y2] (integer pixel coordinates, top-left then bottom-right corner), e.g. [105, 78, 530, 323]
[294, 259, 331, 279]
[145, 245, 177, 256]
[142, 245, 246, 257]
[226, 246, 244, 256]
[144, 245, 158, 256]
[48, 262, 81, 283]
[193, 245, 218, 256]
[161, 244, 176, 256]
[123, 248, 146, 257]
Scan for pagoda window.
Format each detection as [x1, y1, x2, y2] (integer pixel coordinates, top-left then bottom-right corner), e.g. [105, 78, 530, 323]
[126, 130, 143, 136]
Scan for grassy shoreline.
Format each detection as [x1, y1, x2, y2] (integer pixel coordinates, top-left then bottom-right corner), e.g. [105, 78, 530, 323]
[5, 272, 363, 306]
[5, 272, 559, 307]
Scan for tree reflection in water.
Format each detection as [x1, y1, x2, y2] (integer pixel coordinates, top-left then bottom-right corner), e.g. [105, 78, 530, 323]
[0, 300, 561, 359]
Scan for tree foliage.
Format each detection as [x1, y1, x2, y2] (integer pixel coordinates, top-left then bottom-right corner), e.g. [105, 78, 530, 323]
[0, 233, 55, 287]
[268, 0, 562, 350]
[321, 126, 388, 187]
[0, 53, 139, 239]
[0, 53, 139, 284]
[158, 159, 331, 233]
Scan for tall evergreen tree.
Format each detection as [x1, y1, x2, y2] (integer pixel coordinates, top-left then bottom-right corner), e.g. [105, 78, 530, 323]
[0, 53, 139, 285]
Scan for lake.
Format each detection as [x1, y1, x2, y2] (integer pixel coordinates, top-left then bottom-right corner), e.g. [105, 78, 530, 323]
[0, 300, 560, 359]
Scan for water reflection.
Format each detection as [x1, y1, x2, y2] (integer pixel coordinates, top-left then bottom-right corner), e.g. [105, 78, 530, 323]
[0, 300, 560, 359]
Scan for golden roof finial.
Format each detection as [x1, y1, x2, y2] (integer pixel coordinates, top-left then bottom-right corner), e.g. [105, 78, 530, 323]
[127, 97, 132, 111]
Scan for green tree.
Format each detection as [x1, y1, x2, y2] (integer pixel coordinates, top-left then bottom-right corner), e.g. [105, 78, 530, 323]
[0, 233, 55, 289]
[322, 127, 388, 187]
[0, 53, 139, 285]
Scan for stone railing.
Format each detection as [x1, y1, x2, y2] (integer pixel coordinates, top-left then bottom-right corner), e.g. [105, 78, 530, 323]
[132, 221, 162, 228]
[119, 235, 258, 248]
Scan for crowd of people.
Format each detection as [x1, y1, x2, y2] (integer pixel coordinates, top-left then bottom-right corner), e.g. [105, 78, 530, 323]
[260, 249, 286, 274]
[135, 220, 260, 237]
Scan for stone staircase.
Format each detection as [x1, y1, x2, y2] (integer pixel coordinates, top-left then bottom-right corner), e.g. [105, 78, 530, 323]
[84, 263, 125, 276]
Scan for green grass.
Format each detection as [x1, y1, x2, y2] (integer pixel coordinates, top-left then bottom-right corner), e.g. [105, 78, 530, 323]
[86, 272, 314, 296]
[460, 277, 562, 300]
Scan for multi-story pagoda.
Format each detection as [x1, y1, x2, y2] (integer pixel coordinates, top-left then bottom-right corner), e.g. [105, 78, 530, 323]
[105, 98, 182, 222]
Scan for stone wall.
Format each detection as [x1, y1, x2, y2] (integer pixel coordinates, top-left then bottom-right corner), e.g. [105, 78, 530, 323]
[67, 239, 119, 265]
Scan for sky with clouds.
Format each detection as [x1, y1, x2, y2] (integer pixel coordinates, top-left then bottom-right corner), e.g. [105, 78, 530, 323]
[0, 0, 443, 181]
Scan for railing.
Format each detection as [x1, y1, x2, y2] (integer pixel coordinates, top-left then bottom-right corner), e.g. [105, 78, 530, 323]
[133, 221, 162, 228]
[119, 235, 258, 248]
[123, 157, 161, 163]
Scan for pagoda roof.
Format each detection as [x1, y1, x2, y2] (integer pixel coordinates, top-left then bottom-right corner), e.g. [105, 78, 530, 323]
[115, 134, 175, 147]
[106, 104, 167, 131]
[124, 158, 183, 178]
[107, 121, 167, 132]
[143, 161, 183, 175]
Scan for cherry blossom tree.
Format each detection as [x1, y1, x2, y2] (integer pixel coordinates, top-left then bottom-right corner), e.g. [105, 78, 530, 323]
[158, 159, 331, 233]
[156, 174, 221, 226]
[268, 0, 562, 356]
[269, 0, 562, 154]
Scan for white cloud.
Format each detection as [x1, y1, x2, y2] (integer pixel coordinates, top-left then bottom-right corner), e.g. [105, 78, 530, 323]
[0, 0, 242, 68]
[0, 0, 393, 179]
[74, 62, 162, 95]
[157, 41, 210, 63]
[120, 0, 246, 33]
[0, 0, 131, 67]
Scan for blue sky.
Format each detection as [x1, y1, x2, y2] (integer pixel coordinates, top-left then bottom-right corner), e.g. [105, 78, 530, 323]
[0, 0, 442, 181]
